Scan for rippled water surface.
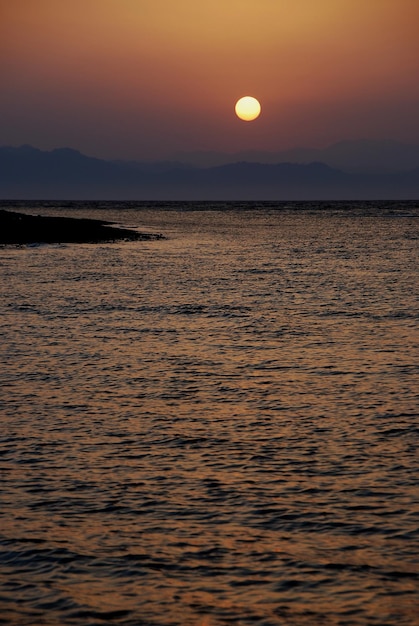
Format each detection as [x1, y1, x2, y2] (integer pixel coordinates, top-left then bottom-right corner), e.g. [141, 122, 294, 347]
[1, 201, 418, 625]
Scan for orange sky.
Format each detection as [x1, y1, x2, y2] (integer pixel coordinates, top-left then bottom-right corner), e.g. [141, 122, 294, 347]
[1, 0, 418, 159]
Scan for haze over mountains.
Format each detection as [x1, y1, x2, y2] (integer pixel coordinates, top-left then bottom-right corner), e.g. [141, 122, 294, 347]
[171, 139, 419, 172]
[1, 140, 419, 200]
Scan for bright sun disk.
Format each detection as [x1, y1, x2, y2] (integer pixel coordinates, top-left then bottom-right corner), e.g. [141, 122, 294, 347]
[235, 96, 261, 121]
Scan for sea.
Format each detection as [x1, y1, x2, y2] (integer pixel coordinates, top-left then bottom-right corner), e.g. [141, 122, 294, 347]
[0, 200, 418, 626]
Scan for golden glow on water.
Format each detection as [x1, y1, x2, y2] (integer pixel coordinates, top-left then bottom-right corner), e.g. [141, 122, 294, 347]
[1, 202, 418, 625]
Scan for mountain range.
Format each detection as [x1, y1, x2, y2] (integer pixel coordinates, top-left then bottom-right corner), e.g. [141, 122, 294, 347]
[170, 139, 419, 172]
[1, 141, 419, 200]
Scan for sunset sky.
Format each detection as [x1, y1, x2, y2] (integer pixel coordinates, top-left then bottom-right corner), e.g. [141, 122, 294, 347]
[1, 0, 418, 160]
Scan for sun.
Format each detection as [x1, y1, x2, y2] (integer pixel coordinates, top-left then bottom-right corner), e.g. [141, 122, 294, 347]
[235, 96, 261, 121]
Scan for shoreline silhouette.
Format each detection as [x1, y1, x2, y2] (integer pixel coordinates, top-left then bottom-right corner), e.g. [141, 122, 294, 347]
[0, 209, 164, 244]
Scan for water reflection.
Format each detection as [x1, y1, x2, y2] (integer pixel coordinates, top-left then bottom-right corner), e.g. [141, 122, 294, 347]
[0, 202, 418, 625]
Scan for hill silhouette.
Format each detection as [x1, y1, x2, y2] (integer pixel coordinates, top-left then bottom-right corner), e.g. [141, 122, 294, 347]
[1, 144, 418, 200]
[171, 140, 419, 172]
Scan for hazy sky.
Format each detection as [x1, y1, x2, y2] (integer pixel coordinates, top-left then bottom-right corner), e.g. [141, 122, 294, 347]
[1, 0, 418, 160]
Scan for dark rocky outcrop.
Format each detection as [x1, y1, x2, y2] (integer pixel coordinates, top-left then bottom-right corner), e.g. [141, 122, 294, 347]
[0, 209, 163, 244]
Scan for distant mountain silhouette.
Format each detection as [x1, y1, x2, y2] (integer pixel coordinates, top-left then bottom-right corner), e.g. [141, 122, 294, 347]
[1, 144, 418, 200]
[171, 139, 419, 173]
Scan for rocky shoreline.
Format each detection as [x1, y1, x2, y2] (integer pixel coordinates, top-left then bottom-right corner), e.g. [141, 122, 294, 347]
[0, 209, 164, 244]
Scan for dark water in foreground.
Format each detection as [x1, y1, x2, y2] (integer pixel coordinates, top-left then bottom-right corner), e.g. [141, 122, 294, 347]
[1, 201, 418, 625]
